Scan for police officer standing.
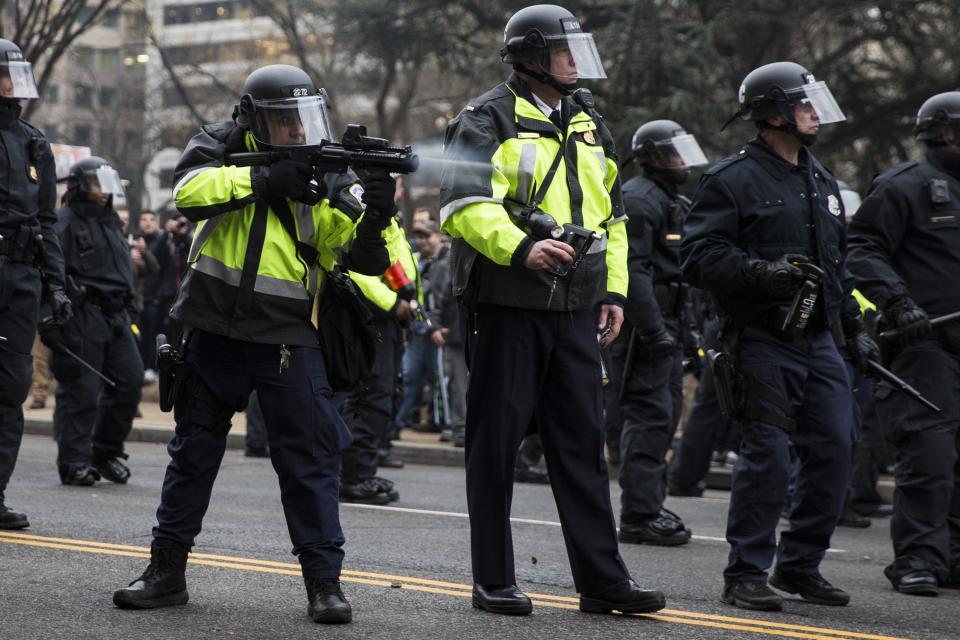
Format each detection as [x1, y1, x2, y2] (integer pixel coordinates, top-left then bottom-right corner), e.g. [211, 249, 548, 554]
[112, 65, 393, 624]
[0, 39, 69, 529]
[42, 158, 143, 486]
[615, 120, 709, 546]
[846, 91, 960, 597]
[682, 62, 878, 611]
[440, 4, 665, 617]
[340, 211, 418, 505]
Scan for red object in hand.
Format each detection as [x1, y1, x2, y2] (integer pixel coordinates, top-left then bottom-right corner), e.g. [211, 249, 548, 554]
[384, 261, 417, 301]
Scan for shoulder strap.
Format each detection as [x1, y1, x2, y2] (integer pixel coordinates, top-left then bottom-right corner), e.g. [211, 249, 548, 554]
[266, 195, 320, 269]
[528, 145, 564, 210]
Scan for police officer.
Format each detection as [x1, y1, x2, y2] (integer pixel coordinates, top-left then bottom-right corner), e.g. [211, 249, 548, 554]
[0, 39, 69, 529]
[340, 210, 419, 505]
[42, 158, 143, 485]
[682, 61, 878, 611]
[440, 4, 665, 616]
[112, 64, 393, 624]
[615, 119, 709, 545]
[846, 91, 960, 596]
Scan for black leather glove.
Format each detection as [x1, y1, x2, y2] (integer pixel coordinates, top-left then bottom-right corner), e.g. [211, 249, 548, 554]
[49, 287, 73, 325]
[38, 317, 64, 349]
[848, 330, 880, 375]
[885, 296, 931, 346]
[748, 255, 806, 298]
[264, 159, 315, 203]
[639, 326, 680, 360]
[358, 170, 398, 227]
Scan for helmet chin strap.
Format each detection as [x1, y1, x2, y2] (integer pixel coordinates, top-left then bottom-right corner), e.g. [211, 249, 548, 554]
[514, 64, 577, 96]
[758, 120, 818, 148]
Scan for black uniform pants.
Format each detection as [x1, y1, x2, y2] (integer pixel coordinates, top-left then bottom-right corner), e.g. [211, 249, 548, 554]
[878, 340, 960, 585]
[725, 326, 852, 583]
[669, 317, 735, 493]
[0, 259, 41, 492]
[464, 304, 629, 593]
[50, 305, 144, 466]
[341, 318, 402, 483]
[614, 320, 684, 524]
[153, 330, 352, 579]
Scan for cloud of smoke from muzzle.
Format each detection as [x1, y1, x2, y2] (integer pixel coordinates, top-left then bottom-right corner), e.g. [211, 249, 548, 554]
[411, 153, 517, 182]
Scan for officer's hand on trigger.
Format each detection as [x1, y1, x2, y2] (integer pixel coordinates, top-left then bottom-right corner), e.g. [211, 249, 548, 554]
[525, 239, 575, 272]
[358, 170, 398, 230]
[885, 296, 932, 346]
[264, 158, 314, 203]
[748, 255, 806, 298]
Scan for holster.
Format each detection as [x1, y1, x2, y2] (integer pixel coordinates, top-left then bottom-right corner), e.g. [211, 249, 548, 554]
[156, 333, 187, 413]
[0, 223, 42, 264]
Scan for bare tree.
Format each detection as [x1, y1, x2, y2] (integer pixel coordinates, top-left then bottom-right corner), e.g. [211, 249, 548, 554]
[0, 0, 130, 118]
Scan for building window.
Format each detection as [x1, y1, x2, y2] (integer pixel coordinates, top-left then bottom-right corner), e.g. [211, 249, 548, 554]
[100, 128, 115, 152]
[75, 85, 94, 108]
[163, 1, 265, 25]
[99, 87, 119, 110]
[44, 84, 58, 104]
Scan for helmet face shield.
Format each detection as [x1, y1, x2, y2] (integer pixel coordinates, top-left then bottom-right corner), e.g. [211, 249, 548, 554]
[0, 60, 38, 99]
[785, 81, 845, 125]
[93, 166, 125, 195]
[542, 33, 606, 81]
[659, 134, 709, 168]
[250, 93, 333, 148]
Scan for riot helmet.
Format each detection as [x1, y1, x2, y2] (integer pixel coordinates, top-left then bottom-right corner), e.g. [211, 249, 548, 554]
[915, 92, 960, 145]
[631, 120, 708, 171]
[62, 156, 124, 206]
[724, 61, 845, 145]
[500, 4, 606, 96]
[233, 64, 333, 148]
[0, 39, 38, 100]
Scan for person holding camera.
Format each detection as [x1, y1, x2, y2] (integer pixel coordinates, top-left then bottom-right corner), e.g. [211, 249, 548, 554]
[439, 4, 665, 617]
[111, 65, 393, 624]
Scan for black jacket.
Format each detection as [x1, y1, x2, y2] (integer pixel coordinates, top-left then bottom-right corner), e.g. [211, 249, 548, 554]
[681, 137, 859, 333]
[0, 103, 64, 289]
[847, 156, 960, 316]
[55, 200, 134, 308]
[622, 173, 688, 334]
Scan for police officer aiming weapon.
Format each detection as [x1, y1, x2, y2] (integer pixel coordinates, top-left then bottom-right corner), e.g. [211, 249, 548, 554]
[226, 123, 419, 205]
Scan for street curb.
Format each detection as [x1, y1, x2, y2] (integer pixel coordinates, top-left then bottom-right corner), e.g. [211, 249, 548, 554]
[23, 417, 466, 467]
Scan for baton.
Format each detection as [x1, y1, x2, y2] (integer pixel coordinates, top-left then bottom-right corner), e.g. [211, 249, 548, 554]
[878, 310, 960, 342]
[866, 359, 940, 414]
[55, 343, 117, 388]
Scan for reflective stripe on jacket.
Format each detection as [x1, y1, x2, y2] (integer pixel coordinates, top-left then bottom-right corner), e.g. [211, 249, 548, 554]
[439, 73, 627, 311]
[169, 122, 368, 346]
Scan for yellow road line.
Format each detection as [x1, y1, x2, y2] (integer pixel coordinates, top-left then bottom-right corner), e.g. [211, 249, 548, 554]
[0, 531, 910, 640]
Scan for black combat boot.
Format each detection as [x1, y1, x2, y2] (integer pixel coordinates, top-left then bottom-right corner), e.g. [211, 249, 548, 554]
[113, 538, 190, 609]
[92, 450, 131, 484]
[340, 478, 392, 505]
[59, 463, 101, 486]
[619, 509, 692, 546]
[304, 577, 352, 624]
[0, 492, 29, 530]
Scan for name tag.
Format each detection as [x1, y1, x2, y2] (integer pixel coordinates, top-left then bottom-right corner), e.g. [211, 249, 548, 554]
[665, 233, 682, 241]
[517, 132, 540, 139]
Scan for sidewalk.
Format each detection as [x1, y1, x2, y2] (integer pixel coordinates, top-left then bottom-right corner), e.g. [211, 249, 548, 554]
[22, 383, 465, 468]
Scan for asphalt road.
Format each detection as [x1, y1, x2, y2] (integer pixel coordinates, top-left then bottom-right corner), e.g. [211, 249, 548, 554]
[0, 434, 954, 640]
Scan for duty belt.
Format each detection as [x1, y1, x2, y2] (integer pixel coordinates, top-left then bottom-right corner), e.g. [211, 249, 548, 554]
[84, 290, 129, 314]
[0, 224, 43, 264]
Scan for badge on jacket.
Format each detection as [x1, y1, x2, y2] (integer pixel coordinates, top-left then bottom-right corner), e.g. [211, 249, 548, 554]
[827, 194, 841, 216]
[28, 165, 38, 182]
[583, 131, 596, 145]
